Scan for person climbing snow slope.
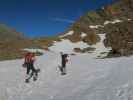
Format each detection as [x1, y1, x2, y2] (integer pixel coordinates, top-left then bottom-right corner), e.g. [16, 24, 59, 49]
[23, 52, 40, 83]
[59, 52, 69, 75]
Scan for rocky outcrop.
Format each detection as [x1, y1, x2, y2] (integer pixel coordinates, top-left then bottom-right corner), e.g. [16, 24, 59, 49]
[64, 0, 133, 56]
[104, 20, 133, 56]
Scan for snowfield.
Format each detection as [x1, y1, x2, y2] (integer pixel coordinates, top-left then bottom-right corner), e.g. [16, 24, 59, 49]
[91, 34, 111, 58]
[104, 19, 123, 25]
[59, 31, 74, 38]
[0, 51, 133, 100]
[81, 32, 87, 38]
[0, 34, 133, 100]
[49, 34, 110, 58]
[49, 39, 90, 54]
[89, 25, 104, 29]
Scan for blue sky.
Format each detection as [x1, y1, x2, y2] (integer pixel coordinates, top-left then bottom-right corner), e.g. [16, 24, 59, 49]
[0, 0, 114, 37]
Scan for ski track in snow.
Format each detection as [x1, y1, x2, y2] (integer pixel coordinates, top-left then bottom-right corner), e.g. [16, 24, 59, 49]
[0, 48, 133, 99]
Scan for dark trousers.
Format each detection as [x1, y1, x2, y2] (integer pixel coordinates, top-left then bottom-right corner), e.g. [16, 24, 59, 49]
[61, 61, 66, 73]
[26, 63, 38, 79]
[62, 63, 66, 68]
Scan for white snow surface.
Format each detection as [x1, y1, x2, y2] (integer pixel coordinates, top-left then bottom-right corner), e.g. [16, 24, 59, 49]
[49, 39, 90, 53]
[89, 25, 104, 29]
[104, 19, 123, 25]
[81, 32, 87, 38]
[128, 19, 132, 21]
[0, 32, 132, 100]
[59, 31, 74, 38]
[49, 34, 110, 57]
[91, 34, 111, 58]
[23, 49, 45, 53]
[0, 49, 133, 100]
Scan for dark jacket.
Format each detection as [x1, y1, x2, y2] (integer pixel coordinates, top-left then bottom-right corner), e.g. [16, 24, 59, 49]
[61, 54, 68, 67]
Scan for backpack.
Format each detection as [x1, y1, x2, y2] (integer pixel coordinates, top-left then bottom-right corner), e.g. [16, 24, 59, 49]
[22, 53, 30, 68]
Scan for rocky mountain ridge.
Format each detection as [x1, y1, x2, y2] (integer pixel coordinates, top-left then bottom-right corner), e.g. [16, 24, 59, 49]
[57, 0, 133, 56]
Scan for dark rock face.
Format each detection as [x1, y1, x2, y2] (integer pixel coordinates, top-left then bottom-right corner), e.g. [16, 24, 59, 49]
[74, 47, 96, 53]
[66, 0, 133, 56]
[60, 21, 101, 45]
[104, 20, 133, 55]
[102, 0, 133, 56]
[62, 0, 133, 46]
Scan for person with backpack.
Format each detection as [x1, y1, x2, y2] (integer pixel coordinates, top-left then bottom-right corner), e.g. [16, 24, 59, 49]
[59, 52, 69, 75]
[23, 52, 40, 83]
[23, 52, 30, 68]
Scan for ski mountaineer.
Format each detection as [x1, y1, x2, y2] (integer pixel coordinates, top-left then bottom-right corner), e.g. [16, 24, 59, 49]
[23, 52, 30, 68]
[23, 52, 39, 83]
[60, 52, 69, 75]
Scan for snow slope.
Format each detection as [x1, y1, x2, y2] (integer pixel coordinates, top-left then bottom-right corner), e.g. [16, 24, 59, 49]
[0, 49, 133, 100]
[104, 19, 123, 25]
[59, 31, 74, 38]
[49, 33, 110, 58]
[89, 25, 104, 29]
[49, 39, 89, 53]
[81, 32, 87, 38]
[91, 34, 111, 58]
